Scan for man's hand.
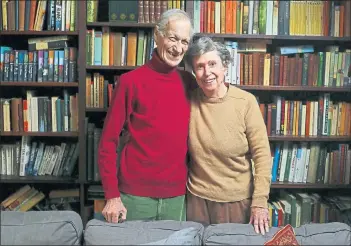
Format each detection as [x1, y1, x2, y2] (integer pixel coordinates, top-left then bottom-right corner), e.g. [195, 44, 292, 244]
[249, 206, 269, 235]
[102, 197, 127, 223]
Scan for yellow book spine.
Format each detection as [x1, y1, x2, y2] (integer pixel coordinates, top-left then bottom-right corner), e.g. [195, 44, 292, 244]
[101, 27, 110, 66]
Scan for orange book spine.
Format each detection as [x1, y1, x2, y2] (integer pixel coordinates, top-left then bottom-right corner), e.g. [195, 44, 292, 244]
[225, 0, 232, 33]
[29, 0, 37, 31]
[220, 0, 226, 33]
[339, 5, 344, 37]
[210, 0, 215, 33]
[109, 33, 114, 66]
[207, 0, 211, 33]
[23, 100, 28, 132]
[232, 0, 237, 34]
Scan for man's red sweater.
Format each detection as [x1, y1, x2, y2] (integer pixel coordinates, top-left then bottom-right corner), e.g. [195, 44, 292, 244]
[98, 51, 194, 199]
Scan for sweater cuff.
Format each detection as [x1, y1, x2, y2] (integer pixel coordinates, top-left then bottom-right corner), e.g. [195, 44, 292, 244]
[251, 197, 268, 208]
[103, 182, 120, 200]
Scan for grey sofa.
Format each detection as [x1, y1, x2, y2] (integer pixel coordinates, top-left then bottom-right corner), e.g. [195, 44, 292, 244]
[1, 211, 351, 245]
[1, 211, 83, 245]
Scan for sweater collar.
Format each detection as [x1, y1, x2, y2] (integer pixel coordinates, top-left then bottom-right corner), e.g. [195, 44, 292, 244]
[147, 49, 178, 74]
[199, 83, 230, 103]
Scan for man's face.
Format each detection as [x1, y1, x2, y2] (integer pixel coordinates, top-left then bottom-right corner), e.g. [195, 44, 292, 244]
[154, 19, 191, 67]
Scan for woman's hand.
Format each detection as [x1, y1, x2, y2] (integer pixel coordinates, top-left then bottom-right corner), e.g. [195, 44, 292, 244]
[249, 206, 270, 235]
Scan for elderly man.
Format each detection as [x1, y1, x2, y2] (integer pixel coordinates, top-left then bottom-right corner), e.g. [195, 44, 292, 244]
[97, 9, 196, 223]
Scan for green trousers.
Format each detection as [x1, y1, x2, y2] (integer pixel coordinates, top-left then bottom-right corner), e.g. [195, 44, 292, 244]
[120, 193, 186, 221]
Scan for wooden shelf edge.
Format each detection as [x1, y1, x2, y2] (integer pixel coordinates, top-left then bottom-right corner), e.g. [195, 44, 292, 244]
[0, 31, 79, 35]
[195, 33, 351, 41]
[82, 180, 351, 189]
[86, 108, 108, 112]
[0, 82, 79, 87]
[0, 132, 79, 137]
[83, 24, 351, 42]
[236, 85, 351, 92]
[0, 175, 78, 184]
[268, 136, 351, 142]
[271, 182, 351, 189]
[87, 22, 156, 28]
[86, 65, 138, 70]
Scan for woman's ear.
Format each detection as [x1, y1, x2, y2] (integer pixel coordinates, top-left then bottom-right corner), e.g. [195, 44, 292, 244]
[223, 65, 228, 75]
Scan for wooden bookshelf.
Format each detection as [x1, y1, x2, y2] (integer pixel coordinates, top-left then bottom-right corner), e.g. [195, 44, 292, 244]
[1, 0, 350, 228]
[0, 82, 79, 87]
[85, 179, 351, 189]
[271, 182, 351, 189]
[268, 136, 351, 142]
[0, 31, 79, 36]
[0, 0, 83, 221]
[86, 108, 108, 112]
[87, 22, 156, 28]
[195, 33, 351, 42]
[0, 175, 78, 184]
[0, 132, 79, 137]
[237, 85, 351, 92]
[86, 65, 138, 70]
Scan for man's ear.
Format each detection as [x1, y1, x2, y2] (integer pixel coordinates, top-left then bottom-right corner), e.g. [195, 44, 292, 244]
[153, 27, 159, 45]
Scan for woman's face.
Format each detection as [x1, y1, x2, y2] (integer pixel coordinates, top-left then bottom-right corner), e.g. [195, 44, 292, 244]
[192, 50, 227, 95]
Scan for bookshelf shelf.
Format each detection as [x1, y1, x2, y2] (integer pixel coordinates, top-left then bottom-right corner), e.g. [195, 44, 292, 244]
[86, 108, 108, 112]
[83, 180, 351, 190]
[271, 182, 351, 189]
[0, 132, 79, 137]
[0, 175, 78, 184]
[0, 82, 79, 87]
[87, 22, 156, 28]
[268, 136, 351, 142]
[195, 33, 351, 42]
[237, 85, 351, 92]
[0, 31, 79, 36]
[86, 65, 138, 70]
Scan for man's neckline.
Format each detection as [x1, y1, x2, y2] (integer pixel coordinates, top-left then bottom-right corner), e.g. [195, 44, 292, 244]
[147, 49, 178, 74]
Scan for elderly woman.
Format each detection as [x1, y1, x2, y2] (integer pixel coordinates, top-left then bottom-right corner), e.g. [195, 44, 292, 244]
[185, 37, 272, 235]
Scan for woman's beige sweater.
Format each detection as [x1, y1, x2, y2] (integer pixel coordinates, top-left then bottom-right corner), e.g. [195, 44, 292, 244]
[187, 85, 272, 208]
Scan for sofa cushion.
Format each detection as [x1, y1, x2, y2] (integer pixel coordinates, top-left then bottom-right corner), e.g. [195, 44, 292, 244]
[203, 222, 351, 245]
[84, 219, 204, 245]
[1, 211, 83, 245]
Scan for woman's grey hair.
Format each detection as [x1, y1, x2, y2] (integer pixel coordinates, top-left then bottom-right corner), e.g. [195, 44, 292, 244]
[155, 9, 194, 39]
[185, 37, 232, 70]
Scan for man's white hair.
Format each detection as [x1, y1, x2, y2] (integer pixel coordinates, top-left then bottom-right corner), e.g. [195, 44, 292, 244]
[155, 9, 194, 39]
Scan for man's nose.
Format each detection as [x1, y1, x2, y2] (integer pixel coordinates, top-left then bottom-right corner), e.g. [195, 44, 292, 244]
[174, 43, 183, 53]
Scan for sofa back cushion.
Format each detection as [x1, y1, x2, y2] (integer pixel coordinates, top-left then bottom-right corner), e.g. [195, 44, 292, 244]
[203, 222, 351, 245]
[84, 219, 204, 245]
[1, 211, 83, 245]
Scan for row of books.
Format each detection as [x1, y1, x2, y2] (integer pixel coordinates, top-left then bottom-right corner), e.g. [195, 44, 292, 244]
[0, 46, 78, 83]
[0, 0, 77, 31]
[187, 0, 350, 37]
[0, 90, 79, 133]
[0, 137, 79, 177]
[270, 143, 351, 185]
[86, 29, 155, 67]
[267, 191, 351, 227]
[84, 118, 128, 182]
[258, 96, 351, 137]
[224, 41, 351, 87]
[137, 0, 185, 23]
[88, 0, 186, 24]
[1, 185, 79, 212]
[85, 73, 119, 109]
[85, 120, 102, 182]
